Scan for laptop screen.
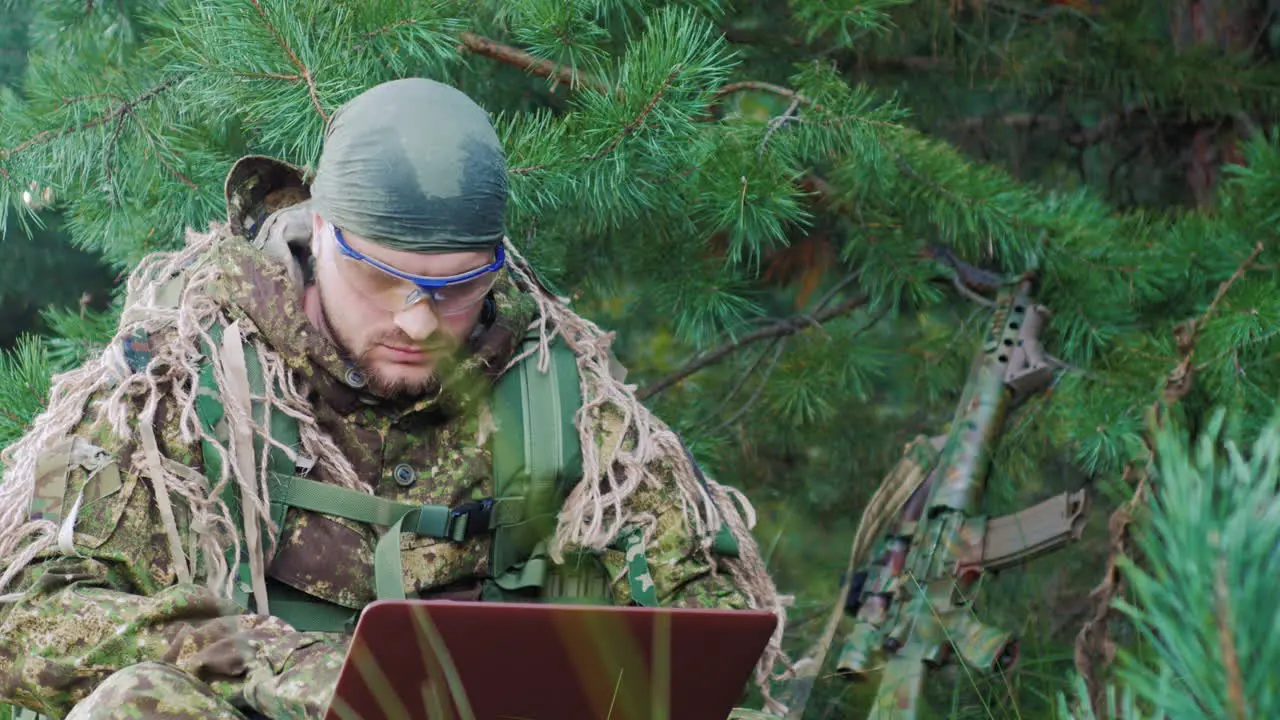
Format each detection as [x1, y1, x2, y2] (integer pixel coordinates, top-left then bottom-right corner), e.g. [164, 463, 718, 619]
[324, 600, 778, 720]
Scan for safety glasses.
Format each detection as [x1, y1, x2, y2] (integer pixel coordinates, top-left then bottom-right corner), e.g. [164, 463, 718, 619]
[329, 223, 505, 316]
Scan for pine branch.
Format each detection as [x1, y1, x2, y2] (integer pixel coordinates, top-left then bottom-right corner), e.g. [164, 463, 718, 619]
[458, 32, 823, 123]
[637, 292, 869, 400]
[456, 32, 697, 176]
[1161, 241, 1264, 406]
[246, 0, 326, 121]
[130, 114, 198, 189]
[586, 65, 682, 161]
[0, 74, 184, 179]
[1074, 240, 1266, 712]
[0, 335, 51, 449]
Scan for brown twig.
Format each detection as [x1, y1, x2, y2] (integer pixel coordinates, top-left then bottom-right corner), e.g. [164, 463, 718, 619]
[1203, 243, 1264, 322]
[758, 97, 801, 158]
[1074, 464, 1145, 715]
[459, 31, 607, 94]
[1161, 242, 1263, 405]
[102, 111, 128, 190]
[247, 0, 327, 121]
[362, 18, 418, 41]
[636, 293, 869, 401]
[712, 81, 817, 109]
[0, 405, 22, 426]
[1215, 553, 1248, 720]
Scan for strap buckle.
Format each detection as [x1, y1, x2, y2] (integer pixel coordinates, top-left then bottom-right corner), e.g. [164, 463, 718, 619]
[448, 498, 496, 541]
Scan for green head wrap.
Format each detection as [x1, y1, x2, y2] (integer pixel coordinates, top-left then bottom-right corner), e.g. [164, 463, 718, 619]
[310, 78, 508, 252]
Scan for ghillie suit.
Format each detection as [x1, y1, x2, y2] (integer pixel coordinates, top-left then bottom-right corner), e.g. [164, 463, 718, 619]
[0, 154, 792, 719]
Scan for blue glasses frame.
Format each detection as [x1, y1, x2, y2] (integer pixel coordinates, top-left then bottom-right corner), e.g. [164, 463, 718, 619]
[330, 224, 506, 307]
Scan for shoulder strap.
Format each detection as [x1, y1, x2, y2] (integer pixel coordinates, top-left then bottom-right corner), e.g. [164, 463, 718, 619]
[194, 321, 301, 613]
[484, 334, 584, 598]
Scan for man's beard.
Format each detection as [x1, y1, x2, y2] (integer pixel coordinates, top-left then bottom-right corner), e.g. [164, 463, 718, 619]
[354, 341, 443, 398]
[318, 284, 447, 399]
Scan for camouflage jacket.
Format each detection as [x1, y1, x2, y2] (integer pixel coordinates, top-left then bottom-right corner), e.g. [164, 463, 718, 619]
[0, 193, 752, 718]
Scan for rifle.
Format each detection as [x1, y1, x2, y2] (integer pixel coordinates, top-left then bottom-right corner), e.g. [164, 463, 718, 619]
[781, 276, 1088, 719]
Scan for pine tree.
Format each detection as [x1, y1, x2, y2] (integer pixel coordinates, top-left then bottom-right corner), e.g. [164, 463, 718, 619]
[0, 1, 116, 353]
[2, 1, 1279, 717]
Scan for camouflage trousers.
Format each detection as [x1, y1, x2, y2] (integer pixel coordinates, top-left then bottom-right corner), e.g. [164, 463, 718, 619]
[63, 631, 345, 720]
[65, 663, 253, 720]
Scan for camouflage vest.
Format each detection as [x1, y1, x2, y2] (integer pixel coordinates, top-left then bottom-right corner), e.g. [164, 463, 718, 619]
[200, 325, 742, 632]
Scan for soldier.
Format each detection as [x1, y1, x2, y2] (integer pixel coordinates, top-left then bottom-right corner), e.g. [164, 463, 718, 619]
[0, 78, 790, 719]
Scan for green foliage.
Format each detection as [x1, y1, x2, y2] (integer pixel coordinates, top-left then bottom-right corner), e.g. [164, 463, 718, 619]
[1061, 408, 1280, 719]
[788, 0, 913, 47]
[39, 303, 120, 371]
[0, 335, 51, 448]
[3, 0, 1280, 717]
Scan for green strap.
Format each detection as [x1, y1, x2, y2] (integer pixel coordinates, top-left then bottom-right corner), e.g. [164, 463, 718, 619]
[266, 473, 517, 600]
[376, 335, 589, 603]
[487, 336, 584, 598]
[270, 473, 416, 526]
[270, 474, 523, 539]
[619, 529, 658, 607]
[714, 523, 740, 557]
[199, 328, 604, 613]
[370, 498, 524, 599]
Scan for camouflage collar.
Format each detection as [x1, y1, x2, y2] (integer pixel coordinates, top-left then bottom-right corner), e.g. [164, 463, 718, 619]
[209, 233, 537, 420]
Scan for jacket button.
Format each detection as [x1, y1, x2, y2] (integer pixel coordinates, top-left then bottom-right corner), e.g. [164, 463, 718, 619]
[393, 464, 416, 487]
[345, 368, 367, 388]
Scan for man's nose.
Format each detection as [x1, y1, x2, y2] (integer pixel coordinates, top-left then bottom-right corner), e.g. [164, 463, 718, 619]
[394, 299, 441, 341]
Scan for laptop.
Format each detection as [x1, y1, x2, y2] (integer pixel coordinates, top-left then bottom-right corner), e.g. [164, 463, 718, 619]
[322, 600, 778, 720]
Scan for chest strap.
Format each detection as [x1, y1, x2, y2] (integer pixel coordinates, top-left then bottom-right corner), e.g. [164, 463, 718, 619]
[268, 474, 521, 542]
[268, 473, 527, 600]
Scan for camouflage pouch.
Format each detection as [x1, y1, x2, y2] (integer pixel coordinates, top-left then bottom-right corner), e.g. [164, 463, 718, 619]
[28, 436, 130, 551]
